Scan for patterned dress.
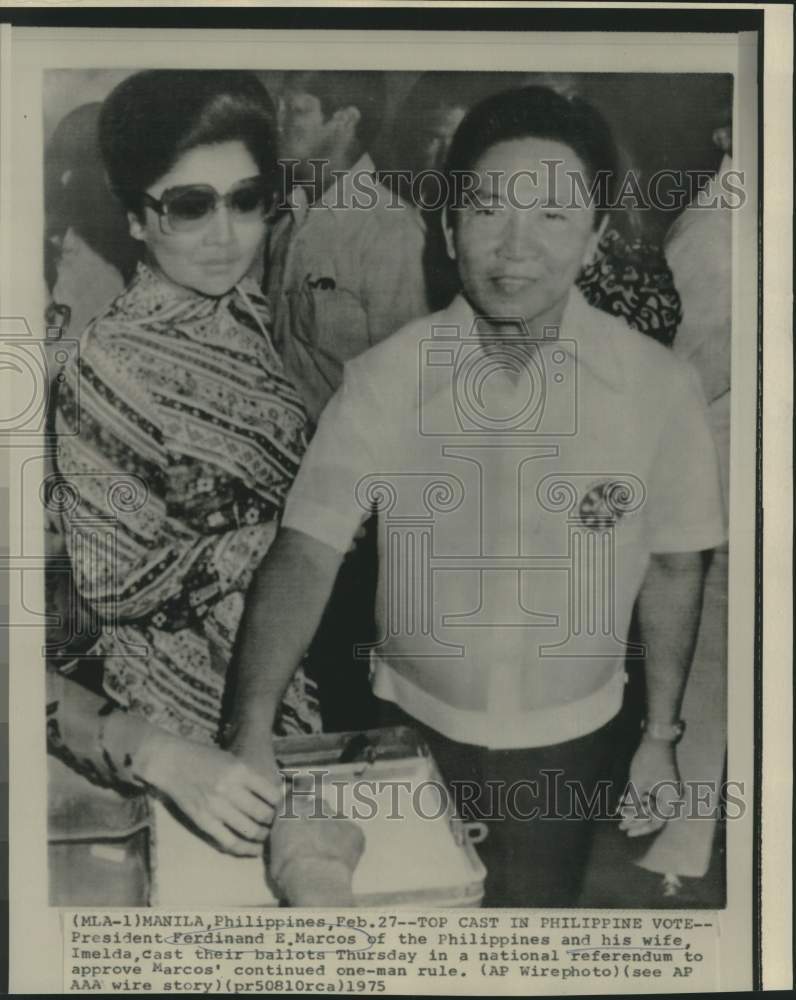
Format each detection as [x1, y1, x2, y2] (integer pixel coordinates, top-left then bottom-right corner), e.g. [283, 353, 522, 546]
[55, 262, 320, 744]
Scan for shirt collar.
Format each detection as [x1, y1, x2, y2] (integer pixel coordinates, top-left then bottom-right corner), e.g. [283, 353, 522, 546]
[445, 286, 626, 392]
[127, 260, 217, 312]
[328, 152, 376, 208]
[289, 153, 376, 223]
[119, 261, 270, 336]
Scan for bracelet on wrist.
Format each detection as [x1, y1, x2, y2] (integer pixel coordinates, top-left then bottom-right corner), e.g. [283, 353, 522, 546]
[97, 706, 152, 788]
[641, 719, 686, 743]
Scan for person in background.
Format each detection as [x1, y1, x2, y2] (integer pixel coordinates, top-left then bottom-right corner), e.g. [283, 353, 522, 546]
[45, 102, 141, 339]
[391, 70, 682, 344]
[634, 114, 733, 902]
[50, 70, 320, 858]
[266, 70, 431, 733]
[266, 69, 431, 425]
[43, 104, 143, 673]
[223, 86, 726, 906]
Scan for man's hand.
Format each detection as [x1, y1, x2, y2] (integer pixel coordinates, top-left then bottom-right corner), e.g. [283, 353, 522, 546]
[629, 549, 707, 838]
[618, 737, 683, 838]
[225, 720, 283, 788]
[221, 527, 343, 770]
[137, 731, 282, 856]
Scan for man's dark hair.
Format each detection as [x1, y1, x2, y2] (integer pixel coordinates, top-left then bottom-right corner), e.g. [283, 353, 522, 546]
[284, 70, 386, 152]
[99, 70, 278, 216]
[444, 85, 621, 230]
[396, 70, 579, 137]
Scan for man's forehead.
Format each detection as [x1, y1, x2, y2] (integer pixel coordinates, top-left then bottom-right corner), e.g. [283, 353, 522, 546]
[474, 138, 585, 170]
[471, 165, 563, 191]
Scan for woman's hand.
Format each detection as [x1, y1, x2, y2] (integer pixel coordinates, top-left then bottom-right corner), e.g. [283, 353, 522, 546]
[223, 720, 285, 808]
[137, 730, 282, 856]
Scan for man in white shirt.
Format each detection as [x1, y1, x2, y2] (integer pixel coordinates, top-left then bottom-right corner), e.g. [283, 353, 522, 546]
[228, 86, 726, 906]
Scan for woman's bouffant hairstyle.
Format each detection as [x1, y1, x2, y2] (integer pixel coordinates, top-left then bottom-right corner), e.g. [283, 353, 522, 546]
[99, 70, 278, 216]
[444, 85, 621, 231]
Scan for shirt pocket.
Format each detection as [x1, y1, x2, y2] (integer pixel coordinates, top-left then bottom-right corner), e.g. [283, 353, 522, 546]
[288, 276, 370, 366]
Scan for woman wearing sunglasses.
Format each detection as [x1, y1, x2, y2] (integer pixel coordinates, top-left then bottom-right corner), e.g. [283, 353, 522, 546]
[50, 70, 319, 859]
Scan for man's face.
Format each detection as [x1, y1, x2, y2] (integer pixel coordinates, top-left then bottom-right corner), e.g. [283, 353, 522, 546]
[414, 103, 468, 207]
[277, 88, 335, 175]
[418, 104, 468, 173]
[446, 137, 602, 334]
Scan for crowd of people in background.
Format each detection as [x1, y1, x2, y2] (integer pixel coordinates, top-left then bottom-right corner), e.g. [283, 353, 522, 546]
[44, 69, 732, 909]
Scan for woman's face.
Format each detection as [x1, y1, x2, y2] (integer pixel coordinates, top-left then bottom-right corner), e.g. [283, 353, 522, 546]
[445, 137, 603, 334]
[129, 140, 266, 298]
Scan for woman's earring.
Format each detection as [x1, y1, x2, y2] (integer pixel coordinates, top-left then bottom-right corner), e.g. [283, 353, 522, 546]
[127, 210, 147, 242]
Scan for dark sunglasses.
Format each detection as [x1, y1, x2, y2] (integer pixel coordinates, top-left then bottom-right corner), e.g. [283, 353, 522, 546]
[142, 176, 271, 234]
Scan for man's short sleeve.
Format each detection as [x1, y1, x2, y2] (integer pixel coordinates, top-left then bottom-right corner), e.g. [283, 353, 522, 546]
[645, 361, 728, 553]
[282, 360, 381, 553]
